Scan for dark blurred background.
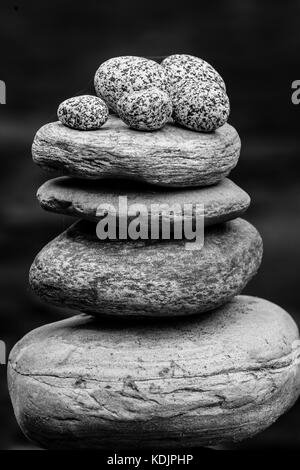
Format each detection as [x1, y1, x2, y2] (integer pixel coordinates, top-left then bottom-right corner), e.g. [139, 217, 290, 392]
[0, 0, 300, 450]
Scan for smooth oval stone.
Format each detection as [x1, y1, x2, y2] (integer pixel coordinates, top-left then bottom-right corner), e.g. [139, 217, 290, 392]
[29, 218, 262, 317]
[57, 95, 109, 131]
[117, 87, 172, 131]
[8, 296, 300, 449]
[162, 54, 226, 99]
[37, 177, 250, 226]
[32, 115, 241, 188]
[94, 56, 169, 113]
[172, 80, 230, 132]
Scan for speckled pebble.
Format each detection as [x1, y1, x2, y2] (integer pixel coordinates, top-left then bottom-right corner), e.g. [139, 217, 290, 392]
[173, 80, 230, 132]
[57, 95, 109, 130]
[94, 56, 169, 113]
[117, 88, 172, 131]
[162, 54, 226, 100]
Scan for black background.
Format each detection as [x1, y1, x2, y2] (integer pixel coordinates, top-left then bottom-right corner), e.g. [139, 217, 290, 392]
[0, 0, 300, 450]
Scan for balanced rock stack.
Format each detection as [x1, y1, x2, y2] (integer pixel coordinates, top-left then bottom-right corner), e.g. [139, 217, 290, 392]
[8, 55, 300, 450]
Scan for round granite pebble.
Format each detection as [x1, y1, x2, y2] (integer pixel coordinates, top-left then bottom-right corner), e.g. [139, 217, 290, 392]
[173, 80, 230, 132]
[8, 296, 300, 449]
[32, 115, 241, 187]
[37, 177, 250, 227]
[162, 54, 226, 100]
[29, 218, 262, 317]
[94, 56, 169, 113]
[57, 95, 109, 131]
[117, 88, 172, 131]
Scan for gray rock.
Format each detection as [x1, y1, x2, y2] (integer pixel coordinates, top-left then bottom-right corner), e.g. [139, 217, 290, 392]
[162, 54, 226, 99]
[32, 115, 241, 187]
[37, 177, 250, 226]
[94, 56, 169, 113]
[29, 218, 262, 317]
[57, 95, 109, 131]
[8, 296, 300, 449]
[172, 80, 230, 132]
[117, 87, 172, 131]
[161, 55, 229, 132]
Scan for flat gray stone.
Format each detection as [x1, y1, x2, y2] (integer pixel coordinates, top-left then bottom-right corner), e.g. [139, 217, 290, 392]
[32, 115, 241, 188]
[8, 296, 300, 449]
[37, 177, 250, 226]
[29, 218, 262, 317]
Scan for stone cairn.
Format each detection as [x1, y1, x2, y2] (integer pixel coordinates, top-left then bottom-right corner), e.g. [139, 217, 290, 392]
[8, 55, 300, 449]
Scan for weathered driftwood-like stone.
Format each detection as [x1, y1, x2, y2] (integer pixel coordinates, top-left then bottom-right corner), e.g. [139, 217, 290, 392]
[31, 115, 241, 187]
[8, 296, 300, 450]
[37, 177, 250, 226]
[29, 218, 262, 317]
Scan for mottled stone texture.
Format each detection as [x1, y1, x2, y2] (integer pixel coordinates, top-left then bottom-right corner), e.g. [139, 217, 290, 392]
[29, 218, 262, 317]
[57, 95, 109, 131]
[31, 115, 241, 187]
[162, 54, 229, 132]
[172, 80, 230, 132]
[117, 88, 172, 131]
[37, 177, 250, 226]
[162, 54, 226, 97]
[94, 56, 169, 113]
[8, 296, 300, 450]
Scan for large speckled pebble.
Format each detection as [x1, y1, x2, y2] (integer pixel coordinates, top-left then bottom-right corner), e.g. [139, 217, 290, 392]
[162, 54, 226, 100]
[8, 296, 300, 449]
[32, 115, 241, 188]
[173, 80, 230, 132]
[94, 56, 169, 113]
[29, 218, 262, 318]
[117, 88, 172, 131]
[37, 177, 250, 227]
[57, 95, 109, 131]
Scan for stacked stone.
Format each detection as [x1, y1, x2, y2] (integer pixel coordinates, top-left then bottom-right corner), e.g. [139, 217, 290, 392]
[8, 55, 300, 450]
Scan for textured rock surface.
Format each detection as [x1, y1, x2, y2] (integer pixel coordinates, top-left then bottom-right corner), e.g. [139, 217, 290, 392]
[32, 115, 241, 187]
[29, 218, 262, 317]
[37, 177, 250, 226]
[94, 56, 169, 113]
[172, 80, 230, 132]
[117, 87, 172, 131]
[162, 54, 226, 99]
[8, 296, 300, 449]
[57, 95, 109, 130]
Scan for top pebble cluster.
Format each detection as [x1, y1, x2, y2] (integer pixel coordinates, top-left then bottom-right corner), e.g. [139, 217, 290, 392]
[58, 54, 230, 133]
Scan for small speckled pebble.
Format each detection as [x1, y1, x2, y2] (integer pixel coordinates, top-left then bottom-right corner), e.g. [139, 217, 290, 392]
[94, 56, 169, 113]
[173, 80, 230, 132]
[57, 95, 109, 131]
[162, 54, 226, 100]
[117, 88, 172, 131]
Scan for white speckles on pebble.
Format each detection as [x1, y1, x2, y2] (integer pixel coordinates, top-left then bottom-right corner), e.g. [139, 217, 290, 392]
[162, 54, 226, 99]
[57, 95, 109, 131]
[173, 80, 230, 132]
[161, 54, 229, 132]
[117, 87, 172, 131]
[94, 56, 169, 113]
